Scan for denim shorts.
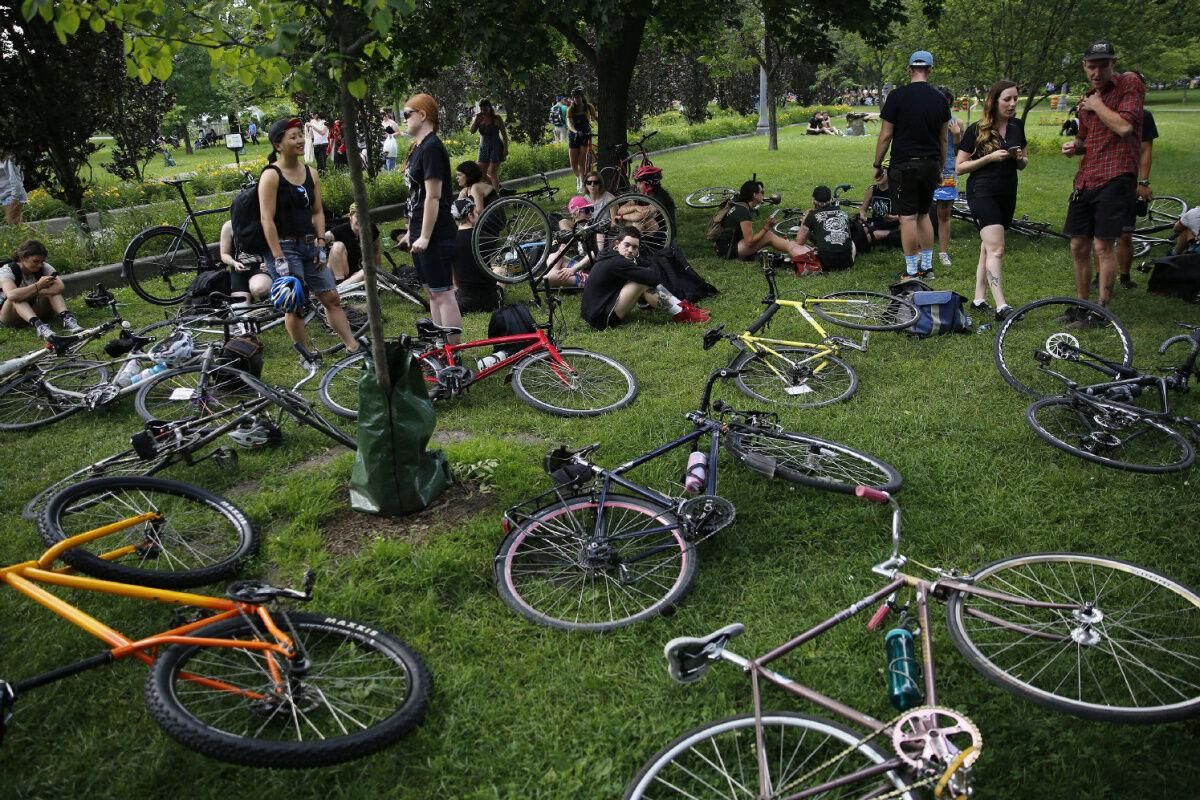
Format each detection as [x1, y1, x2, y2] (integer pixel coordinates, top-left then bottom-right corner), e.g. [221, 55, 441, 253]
[264, 239, 336, 294]
[1, 181, 27, 207]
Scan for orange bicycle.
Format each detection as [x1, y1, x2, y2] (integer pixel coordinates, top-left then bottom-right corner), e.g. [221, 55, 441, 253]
[1, 476, 430, 767]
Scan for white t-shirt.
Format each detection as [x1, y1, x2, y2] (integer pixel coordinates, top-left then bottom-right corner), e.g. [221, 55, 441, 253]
[1179, 207, 1200, 237]
[382, 135, 399, 158]
[0, 261, 55, 287]
[309, 119, 329, 145]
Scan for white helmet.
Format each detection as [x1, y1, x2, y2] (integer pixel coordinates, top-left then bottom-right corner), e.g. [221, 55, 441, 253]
[148, 330, 195, 367]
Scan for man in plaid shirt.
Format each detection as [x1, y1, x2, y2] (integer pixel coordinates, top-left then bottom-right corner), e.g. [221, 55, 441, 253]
[1061, 40, 1144, 320]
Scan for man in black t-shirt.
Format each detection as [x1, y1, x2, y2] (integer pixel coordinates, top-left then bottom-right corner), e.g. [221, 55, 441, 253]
[793, 185, 855, 272]
[325, 202, 379, 287]
[581, 228, 709, 330]
[874, 50, 950, 279]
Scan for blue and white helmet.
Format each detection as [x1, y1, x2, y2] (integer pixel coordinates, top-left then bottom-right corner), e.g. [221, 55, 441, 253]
[270, 275, 306, 313]
[148, 330, 195, 367]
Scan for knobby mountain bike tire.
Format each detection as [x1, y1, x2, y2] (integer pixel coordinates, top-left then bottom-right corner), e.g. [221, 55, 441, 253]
[38, 476, 258, 589]
[145, 611, 431, 767]
[683, 187, 734, 208]
[811, 291, 919, 331]
[724, 427, 902, 494]
[0, 359, 108, 432]
[993, 297, 1134, 398]
[511, 348, 638, 416]
[1025, 396, 1194, 473]
[946, 552, 1200, 723]
[123, 226, 207, 306]
[730, 346, 858, 408]
[472, 196, 553, 284]
[624, 712, 918, 800]
[494, 494, 696, 632]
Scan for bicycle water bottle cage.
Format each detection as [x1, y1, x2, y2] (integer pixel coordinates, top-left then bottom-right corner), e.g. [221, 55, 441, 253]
[664, 623, 745, 684]
[415, 318, 462, 339]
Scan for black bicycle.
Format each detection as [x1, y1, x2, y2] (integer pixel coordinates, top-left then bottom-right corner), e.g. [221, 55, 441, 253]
[493, 367, 902, 632]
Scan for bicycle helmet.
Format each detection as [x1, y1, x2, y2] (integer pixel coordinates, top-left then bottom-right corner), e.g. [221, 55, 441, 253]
[634, 165, 663, 184]
[227, 418, 283, 449]
[270, 275, 306, 313]
[567, 196, 595, 214]
[147, 330, 195, 367]
[84, 284, 116, 308]
[451, 196, 475, 222]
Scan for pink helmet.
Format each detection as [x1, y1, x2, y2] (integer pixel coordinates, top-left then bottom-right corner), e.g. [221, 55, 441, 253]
[568, 196, 595, 214]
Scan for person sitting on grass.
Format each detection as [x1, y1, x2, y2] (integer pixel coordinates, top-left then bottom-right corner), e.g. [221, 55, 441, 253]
[450, 197, 503, 312]
[325, 202, 380, 288]
[792, 185, 856, 274]
[857, 172, 902, 249]
[543, 196, 600, 289]
[580, 227, 709, 331]
[0, 239, 81, 340]
[1174, 206, 1200, 255]
[218, 220, 271, 303]
[713, 179, 809, 263]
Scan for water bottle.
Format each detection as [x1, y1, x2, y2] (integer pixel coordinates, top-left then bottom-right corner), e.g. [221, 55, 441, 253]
[476, 350, 509, 372]
[136, 363, 168, 383]
[884, 628, 925, 711]
[115, 360, 141, 388]
[683, 451, 708, 495]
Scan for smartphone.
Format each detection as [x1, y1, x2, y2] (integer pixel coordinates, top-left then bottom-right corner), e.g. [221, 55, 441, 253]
[1007, 147, 1022, 156]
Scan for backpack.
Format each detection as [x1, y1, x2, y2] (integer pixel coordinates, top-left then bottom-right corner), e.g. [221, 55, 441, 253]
[705, 200, 742, 243]
[229, 165, 279, 255]
[549, 104, 565, 127]
[487, 303, 538, 352]
[220, 334, 264, 377]
[907, 290, 972, 337]
[182, 268, 232, 310]
[1147, 253, 1200, 303]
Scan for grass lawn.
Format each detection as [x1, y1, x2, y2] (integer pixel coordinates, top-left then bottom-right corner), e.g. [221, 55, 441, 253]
[2, 107, 1199, 799]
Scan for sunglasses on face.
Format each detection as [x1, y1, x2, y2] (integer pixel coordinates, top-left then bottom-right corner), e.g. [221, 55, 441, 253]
[585, 180, 601, 186]
[401, 109, 417, 120]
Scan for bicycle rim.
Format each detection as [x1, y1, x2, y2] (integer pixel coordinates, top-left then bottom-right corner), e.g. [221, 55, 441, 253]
[597, 194, 674, 253]
[0, 360, 107, 431]
[811, 291, 918, 331]
[511, 348, 638, 416]
[724, 427, 902, 494]
[1026, 396, 1194, 473]
[1146, 195, 1187, 225]
[123, 227, 205, 306]
[318, 352, 366, 419]
[684, 187, 733, 209]
[135, 364, 258, 423]
[731, 347, 858, 408]
[472, 196, 552, 284]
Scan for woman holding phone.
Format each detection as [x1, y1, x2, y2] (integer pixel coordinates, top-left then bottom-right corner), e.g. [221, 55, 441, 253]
[955, 79, 1027, 320]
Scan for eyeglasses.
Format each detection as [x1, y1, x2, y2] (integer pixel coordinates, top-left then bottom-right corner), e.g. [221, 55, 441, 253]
[585, 180, 601, 186]
[401, 109, 417, 120]
[577, 207, 594, 215]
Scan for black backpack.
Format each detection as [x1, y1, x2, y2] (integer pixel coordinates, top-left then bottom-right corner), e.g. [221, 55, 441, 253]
[487, 303, 537, 352]
[183, 269, 232, 310]
[229, 165, 279, 256]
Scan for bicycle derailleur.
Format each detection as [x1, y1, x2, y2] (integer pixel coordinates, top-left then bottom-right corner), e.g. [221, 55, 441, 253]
[678, 495, 736, 543]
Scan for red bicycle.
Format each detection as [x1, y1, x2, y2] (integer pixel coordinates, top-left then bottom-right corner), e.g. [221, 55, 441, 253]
[319, 293, 638, 418]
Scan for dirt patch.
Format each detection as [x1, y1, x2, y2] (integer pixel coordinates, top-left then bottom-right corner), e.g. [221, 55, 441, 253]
[320, 481, 496, 556]
[433, 429, 548, 446]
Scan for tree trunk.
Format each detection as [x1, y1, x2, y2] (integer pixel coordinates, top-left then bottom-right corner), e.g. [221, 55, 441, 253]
[765, 48, 778, 151]
[594, 15, 647, 172]
[181, 123, 193, 155]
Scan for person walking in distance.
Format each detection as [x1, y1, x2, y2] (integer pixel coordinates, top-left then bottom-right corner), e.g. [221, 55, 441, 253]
[1062, 40, 1144, 316]
[470, 99, 508, 190]
[0, 149, 28, 226]
[566, 87, 598, 192]
[873, 50, 951, 279]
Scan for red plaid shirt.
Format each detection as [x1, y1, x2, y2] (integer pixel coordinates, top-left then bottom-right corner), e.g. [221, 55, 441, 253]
[1074, 72, 1144, 190]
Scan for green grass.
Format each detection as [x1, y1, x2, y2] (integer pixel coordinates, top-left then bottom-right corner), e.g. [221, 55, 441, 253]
[2, 109, 1199, 799]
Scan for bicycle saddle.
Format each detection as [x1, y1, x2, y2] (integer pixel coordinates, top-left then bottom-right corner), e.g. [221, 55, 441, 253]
[415, 318, 462, 338]
[47, 333, 81, 352]
[664, 623, 745, 684]
[103, 332, 153, 357]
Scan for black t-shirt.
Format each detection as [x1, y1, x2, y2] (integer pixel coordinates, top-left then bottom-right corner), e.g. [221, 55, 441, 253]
[958, 119, 1027, 187]
[803, 207, 854, 267]
[1141, 110, 1159, 143]
[404, 133, 456, 242]
[880, 82, 951, 162]
[581, 251, 661, 329]
[268, 164, 316, 237]
[717, 203, 753, 255]
[330, 220, 379, 276]
[454, 228, 499, 296]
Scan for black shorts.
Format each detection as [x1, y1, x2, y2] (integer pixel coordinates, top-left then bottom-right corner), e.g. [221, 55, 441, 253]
[229, 262, 266, 294]
[1064, 174, 1135, 240]
[890, 160, 940, 216]
[413, 240, 456, 292]
[966, 182, 1018, 229]
[568, 130, 592, 150]
[457, 285, 502, 313]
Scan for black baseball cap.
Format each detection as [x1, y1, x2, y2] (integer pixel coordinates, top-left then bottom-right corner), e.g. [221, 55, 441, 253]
[1083, 40, 1117, 61]
[268, 117, 303, 145]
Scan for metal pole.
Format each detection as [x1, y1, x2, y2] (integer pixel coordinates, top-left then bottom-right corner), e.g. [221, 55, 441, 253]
[756, 62, 770, 136]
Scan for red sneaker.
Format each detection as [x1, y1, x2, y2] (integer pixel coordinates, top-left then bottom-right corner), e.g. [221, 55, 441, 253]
[672, 301, 711, 323]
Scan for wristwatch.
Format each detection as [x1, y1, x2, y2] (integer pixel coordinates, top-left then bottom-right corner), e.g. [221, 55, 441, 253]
[1137, 179, 1150, 187]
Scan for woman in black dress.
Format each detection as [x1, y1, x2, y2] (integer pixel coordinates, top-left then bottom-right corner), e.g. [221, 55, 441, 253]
[956, 79, 1027, 321]
[470, 99, 508, 190]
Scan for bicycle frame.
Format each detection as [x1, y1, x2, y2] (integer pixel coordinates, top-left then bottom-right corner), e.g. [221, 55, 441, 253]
[421, 327, 567, 385]
[164, 180, 232, 254]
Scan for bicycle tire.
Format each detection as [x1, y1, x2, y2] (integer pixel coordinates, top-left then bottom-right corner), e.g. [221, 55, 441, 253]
[0, 359, 107, 432]
[313, 289, 371, 346]
[38, 476, 257, 589]
[1026, 396, 1194, 473]
[494, 494, 696, 632]
[472, 196, 553, 284]
[730, 346, 858, 408]
[1145, 195, 1187, 226]
[510, 348, 638, 417]
[239, 371, 357, 449]
[133, 313, 244, 348]
[1009, 217, 1066, 239]
[772, 212, 805, 238]
[318, 351, 366, 419]
[123, 226, 207, 306]
[599, 165, 628, 195]
[377, 268, 430, 310]
[624, 712, 918, 800]
[135, 363, 258, 423]
[724, 427, 902, 494]
[683, 187, 734, 209]
[596, 194, 674, 254]
[946, 552, 1200, 723]
[810, 291, 919, 331]
[145, 611, 431, 767]
[993, 297, 1134, 398]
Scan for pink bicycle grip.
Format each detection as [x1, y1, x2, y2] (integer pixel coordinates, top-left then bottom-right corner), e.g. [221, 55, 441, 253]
[866, 602, 891, 631]
[855, 485, 890, 504]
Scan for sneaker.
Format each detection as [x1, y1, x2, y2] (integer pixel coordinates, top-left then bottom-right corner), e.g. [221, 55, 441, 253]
[1119, 275, 1138, 289]
[1054, 306, 1083, 325]
[995, 305, 1014, 322]
[60, 312, 83, 333]
[938, 252, 952, 267]
[671, 301, 710, 324]
[33, 321, 53, 340]
[1067, 310, 1106, 330]
[970, 299, 991, 312]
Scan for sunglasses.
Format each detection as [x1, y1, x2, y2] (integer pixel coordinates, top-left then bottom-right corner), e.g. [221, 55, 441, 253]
[401, 109, 417, 120]
[585, 180, 601, 186]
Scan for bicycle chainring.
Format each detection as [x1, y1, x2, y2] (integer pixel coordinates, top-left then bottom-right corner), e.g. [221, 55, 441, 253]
[678, 495, 736, 542]
[891, 706, 982, 775]
[435, 365, 473, 395]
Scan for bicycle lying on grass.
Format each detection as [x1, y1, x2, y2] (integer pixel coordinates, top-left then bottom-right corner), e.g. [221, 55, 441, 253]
[704, 253, 918, 407]
[319, 289, 638, 419]
[625, 487, 1200, 798]
[2, 476, 430, 766]
[493, 367, 902, 632]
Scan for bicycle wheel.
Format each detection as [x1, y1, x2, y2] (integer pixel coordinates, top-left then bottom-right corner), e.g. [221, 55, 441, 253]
[772, 212, 805, 238]
[0, 360, 107, 431]
[38, 476, 257, 589]
[1026, 396, 1194, 473]
[994, 297, 1134, 398]
[511, 348, 638, 417]
[600, 166, 628, 195]
[494, 494, 696, 632]
[597, 194, 674, 254]
[1145, 195, 1187, 225]
[724, 427, 902, 494]
[730, 347, 858, 408]
[946, 552, 1200, 723]
[683, 187, 734, 208]
[22, 445, 178, 521]
[810, 291, 919, 331]
[472, 196, 552, 284]
[318, 351, 365, 419]
[145, 611, 431, 767]
[241, 372, 356, 449]
[123, 226, 206, 306]
[624, 712, 917, 800]
[135, 364, 257, 422]
[134, 313, 237, 349]
[313, 289, 371, 347]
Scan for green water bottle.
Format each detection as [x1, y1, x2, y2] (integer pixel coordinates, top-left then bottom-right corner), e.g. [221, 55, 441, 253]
[885, 628, 925, 711]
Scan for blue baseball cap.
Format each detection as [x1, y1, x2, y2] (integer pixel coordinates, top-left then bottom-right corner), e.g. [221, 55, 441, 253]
[908, 50, 934, 68]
